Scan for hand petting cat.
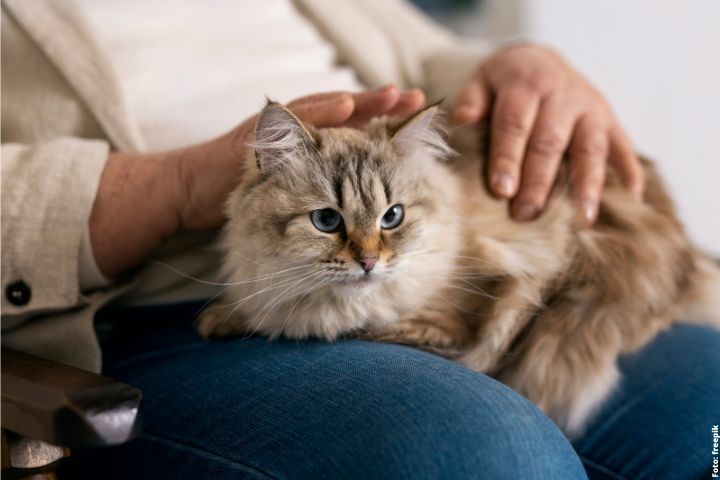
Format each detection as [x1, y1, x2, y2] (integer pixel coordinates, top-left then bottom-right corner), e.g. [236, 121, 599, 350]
[88, 44, 644, 279]
[452, 43, 645, 224]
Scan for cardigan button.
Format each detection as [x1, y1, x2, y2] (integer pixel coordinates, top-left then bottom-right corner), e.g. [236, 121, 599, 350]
[6, 281, 32, 306]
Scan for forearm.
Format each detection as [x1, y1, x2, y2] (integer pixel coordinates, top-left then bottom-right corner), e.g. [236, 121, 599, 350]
[89, 128, 243, 279]
[89, 150, 181, 278]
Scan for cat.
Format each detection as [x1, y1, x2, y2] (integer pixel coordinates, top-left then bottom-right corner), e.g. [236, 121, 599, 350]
[197, 100, 720, 437]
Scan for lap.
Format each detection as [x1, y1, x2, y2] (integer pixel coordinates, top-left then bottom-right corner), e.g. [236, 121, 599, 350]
[62, 304, 717, 480]
[61, 302, 585, 479]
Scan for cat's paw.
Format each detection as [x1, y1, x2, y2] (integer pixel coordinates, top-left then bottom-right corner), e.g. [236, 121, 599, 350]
[361, 317, 465, 352]
[196, 303, 249, 339]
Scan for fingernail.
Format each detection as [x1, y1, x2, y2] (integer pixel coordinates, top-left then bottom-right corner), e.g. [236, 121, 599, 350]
[321, 94, 351, 105]
[401, 88, 424, 98]
[515, 203, 539, 222]
[492, 173, 515, 197]
[581, 198, 597, 223]
[631, 187, 643, 202]
[373, 84, 394, 93]
[453, 105, 479, 124]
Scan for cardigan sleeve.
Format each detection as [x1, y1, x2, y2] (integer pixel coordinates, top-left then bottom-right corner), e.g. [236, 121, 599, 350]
[1, 138, 109, 320]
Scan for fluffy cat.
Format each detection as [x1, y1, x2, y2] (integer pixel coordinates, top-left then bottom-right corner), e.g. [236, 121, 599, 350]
[198, 101, 720, 437]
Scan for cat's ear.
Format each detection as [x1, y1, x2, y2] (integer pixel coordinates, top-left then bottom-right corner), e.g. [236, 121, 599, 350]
[253, 101, 317, 173]
[390, 104, 455, 159]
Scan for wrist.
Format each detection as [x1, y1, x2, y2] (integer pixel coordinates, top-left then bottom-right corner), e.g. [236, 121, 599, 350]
[90, 124, 249, 278]
[169, 125, 250, 232]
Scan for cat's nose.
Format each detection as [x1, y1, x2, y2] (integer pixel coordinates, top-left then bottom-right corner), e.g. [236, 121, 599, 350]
[359, 257, 377, 273]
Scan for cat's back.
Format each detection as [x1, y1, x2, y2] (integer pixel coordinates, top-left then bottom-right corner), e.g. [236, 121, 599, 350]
[447, 125, 578, 279]
[446, 123, 700, 316]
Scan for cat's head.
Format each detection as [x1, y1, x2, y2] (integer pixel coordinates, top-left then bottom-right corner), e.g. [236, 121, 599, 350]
[223, 101, 460, 300]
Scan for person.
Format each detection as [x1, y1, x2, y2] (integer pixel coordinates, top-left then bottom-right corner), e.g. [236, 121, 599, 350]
[1, 0, 717, 478]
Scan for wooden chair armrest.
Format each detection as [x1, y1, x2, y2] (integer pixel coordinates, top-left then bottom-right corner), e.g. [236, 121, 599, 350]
[1, 348, 142, 448]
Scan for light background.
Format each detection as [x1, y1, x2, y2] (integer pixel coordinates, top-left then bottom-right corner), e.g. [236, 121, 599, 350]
[431, 0, 720, 255]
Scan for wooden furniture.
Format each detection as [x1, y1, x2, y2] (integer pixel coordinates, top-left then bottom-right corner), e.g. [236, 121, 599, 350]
[1, 348, 142, 479]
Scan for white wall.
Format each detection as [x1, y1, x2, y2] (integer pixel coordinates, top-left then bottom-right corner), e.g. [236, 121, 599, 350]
[442, 0, 720, 255]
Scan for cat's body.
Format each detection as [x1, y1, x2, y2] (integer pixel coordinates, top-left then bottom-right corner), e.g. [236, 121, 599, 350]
[198, 102, 720, 437]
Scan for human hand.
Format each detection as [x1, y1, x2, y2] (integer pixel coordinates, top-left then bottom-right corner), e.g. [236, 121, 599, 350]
[174, 85, 426, 231]
[452, 44, 644, 223]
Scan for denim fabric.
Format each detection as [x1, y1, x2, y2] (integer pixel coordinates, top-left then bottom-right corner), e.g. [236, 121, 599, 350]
[572, 324, 720, 480]
[60, 303, 719, 479]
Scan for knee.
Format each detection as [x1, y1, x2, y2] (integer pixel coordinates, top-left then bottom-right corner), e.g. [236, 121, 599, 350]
[319, 342, 587, 479]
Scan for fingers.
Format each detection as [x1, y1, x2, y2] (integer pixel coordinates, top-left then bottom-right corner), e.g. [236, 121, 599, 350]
[351, 85, 400, 117]
[488, 87, 541, 199]
[343, 85, 417, 126]
[609, 124, 644, 200]
[291, 94, 355, 128]
[454, 44, 640, 225]
[567, 117, 610, 224]
[510, 97, 578, 221]
[287, 91, 347, 107]
[289, 85, 426, 129]
[452, 73, 490, 125]
[387, 88, 426, 117]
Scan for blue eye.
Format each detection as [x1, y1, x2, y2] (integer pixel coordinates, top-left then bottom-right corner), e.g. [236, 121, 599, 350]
[380, 204, 404, 229]
[311, 208, 342, 233]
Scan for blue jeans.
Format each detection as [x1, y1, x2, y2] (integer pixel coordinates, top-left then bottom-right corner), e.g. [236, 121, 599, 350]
[60, 302, 719, 479]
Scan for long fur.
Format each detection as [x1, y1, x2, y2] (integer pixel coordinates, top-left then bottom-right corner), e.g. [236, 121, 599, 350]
[198, 101, 720, 437]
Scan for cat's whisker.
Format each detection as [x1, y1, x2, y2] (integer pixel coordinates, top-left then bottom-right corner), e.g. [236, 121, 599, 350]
[454, 280, 500, 302]
[279, 276, 332, 335]
[152, 261, 231, 286]
[393, 248, 444, 258]
[208, 269, 326, 337]
[395, 250, 505, 272]
[229, 251, 312, 271]
[196, 284, 236, 316]
[154, 260, 316, 287]
[206, 266, 318, 313]
[200, 266, 316, 317]
[449, 254, 507, 266]
[411, 274, 500, 301]
[225, 268, 324, 309]
[226, 264, 318, 286]
[247, 277, 324, 339]
[423, 295, 480, 316]
[412, 265, 497, 275]
[246, 269, 330, 337]
[439, 282, 497, 300]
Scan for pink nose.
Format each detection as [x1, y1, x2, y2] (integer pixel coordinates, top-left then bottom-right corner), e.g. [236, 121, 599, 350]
[359, 257, 377, 273]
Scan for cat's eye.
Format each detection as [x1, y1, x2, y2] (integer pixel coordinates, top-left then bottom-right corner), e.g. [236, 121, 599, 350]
[311, 208, 343, 233]
[380, 204, 404, 229]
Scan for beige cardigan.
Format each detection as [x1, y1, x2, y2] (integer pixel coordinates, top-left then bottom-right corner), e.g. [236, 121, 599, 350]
[1, 0, 488, 371]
